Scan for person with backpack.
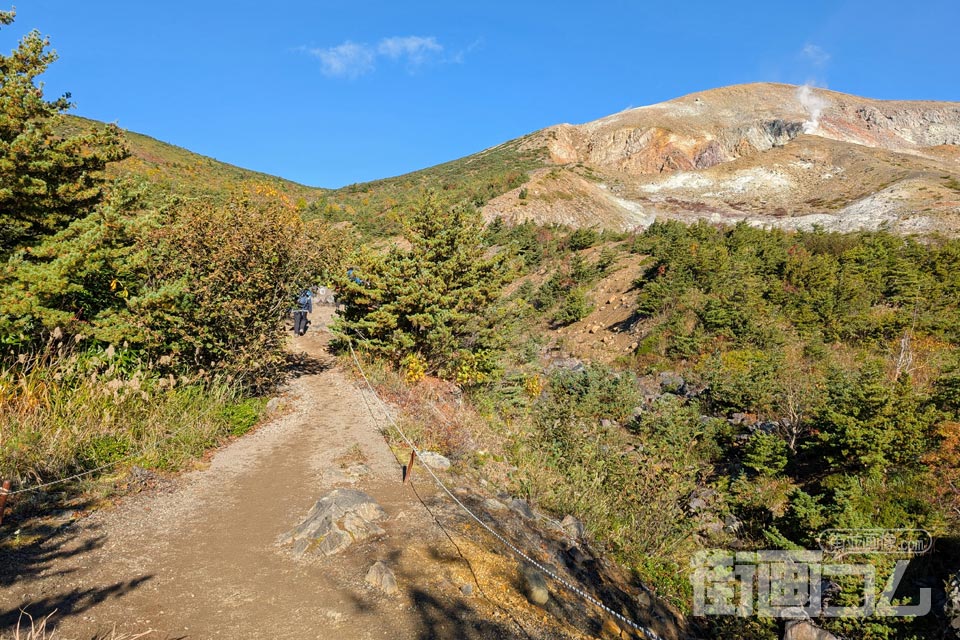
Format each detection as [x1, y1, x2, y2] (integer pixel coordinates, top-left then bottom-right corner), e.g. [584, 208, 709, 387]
[292, 288, 313, 336]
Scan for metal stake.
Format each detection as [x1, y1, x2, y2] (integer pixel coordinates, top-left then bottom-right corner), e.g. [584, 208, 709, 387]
[0, 480, 10, 526]
[403, 450, 416, 484]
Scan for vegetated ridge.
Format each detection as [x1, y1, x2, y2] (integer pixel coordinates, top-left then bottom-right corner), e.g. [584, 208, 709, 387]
[60, 115, 325, 203]
[322, 83, 960, 235]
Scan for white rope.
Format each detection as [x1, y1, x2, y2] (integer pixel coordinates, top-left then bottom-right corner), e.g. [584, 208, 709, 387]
[5, 457, 133, 496]
[346, 340, 665, 640]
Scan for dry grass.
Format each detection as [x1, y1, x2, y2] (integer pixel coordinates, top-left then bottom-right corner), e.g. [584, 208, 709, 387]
[0, 612, 153, 639]
[0, 348, 262, 490]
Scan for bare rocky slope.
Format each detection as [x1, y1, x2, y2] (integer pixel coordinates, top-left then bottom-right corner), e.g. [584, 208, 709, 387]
[482, 83, 960, 234]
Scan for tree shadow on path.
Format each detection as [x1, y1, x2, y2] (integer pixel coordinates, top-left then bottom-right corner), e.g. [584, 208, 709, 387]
[0, 575, 154, 631]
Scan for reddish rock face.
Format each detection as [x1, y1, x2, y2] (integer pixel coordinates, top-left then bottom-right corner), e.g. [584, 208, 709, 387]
[487, 83, 960, 234]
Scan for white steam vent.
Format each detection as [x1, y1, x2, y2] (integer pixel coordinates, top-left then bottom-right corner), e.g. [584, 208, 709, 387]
[797, 85, 829, 134]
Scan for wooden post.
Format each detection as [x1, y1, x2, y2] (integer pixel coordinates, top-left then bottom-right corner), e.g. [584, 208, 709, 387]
[403, 450, 416, 484]
[0, 480, 10, 526]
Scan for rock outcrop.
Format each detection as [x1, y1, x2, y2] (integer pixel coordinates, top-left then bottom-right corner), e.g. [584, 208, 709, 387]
[487, 83, 960, 234]
[279, 488, 387, 557]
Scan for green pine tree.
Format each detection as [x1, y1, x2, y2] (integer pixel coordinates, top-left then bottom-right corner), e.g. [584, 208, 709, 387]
[0, 9, 127, 257]
[334, 192, 508, 383]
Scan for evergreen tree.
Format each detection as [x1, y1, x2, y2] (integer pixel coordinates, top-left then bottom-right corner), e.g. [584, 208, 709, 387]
[0, 9, 127, 257]
[334, 192, 508, 382]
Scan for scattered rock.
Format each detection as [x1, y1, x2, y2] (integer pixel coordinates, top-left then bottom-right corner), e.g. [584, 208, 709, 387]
[658, 371, 686, 394]
[601, 618, 624, 639]
[700, 519, 724, 535]
[417, 451, 451, 471]
[636, 590, 651, 608]
[783, 619, 839, 640]
[723, 514, 743, 534]
[561, 514, 585, 539]
[484, 498, 508, 512]
[522, 566, 550, 606]
[945, 572, 960, 631]
[547, 357, 585, 373]
[509, 498, 535, 519]
[279, 489, 387, 557]
[460, 583, 474, 597]
[265, 397, 281, 414]
[345, 463, 371, 478]
[365, 561, 399, 595]
[751, 421, 778, 435]
[687, 487, 717, 513]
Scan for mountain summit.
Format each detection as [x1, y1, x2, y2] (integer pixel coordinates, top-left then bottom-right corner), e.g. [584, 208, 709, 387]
[481, 83, 960, 233]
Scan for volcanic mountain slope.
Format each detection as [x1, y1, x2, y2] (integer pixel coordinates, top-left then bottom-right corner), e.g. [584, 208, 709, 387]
[60, 115, 325, 203]
[481, 83, 960, 234]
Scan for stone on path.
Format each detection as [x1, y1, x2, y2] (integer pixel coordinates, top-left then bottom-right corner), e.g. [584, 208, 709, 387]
[365, 561, 399, 595]
[280, 488, 387, 557]
[522, 566, 550, 606]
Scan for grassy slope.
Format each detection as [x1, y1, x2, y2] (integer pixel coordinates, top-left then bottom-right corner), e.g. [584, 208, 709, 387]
[61, 115, 325, 203]
[312, 133, 549, 236]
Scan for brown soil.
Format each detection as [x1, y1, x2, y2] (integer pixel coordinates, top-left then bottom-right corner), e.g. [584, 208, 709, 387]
[0, 308, 590, 640]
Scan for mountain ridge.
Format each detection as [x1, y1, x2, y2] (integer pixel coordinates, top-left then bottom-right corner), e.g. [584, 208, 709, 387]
[477, 82, 960, 234]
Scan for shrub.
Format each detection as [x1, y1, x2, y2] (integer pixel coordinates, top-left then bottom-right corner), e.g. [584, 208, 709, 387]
[551, 288, 592, 327]
[568, 227, 598, 251]
[743, 431, 789, 477]
[333, 192, 509, 382]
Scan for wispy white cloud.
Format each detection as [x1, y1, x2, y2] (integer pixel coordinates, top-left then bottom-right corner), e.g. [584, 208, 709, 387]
[801, 43, 831, 67]
[377, 36, 442, 65]
[309, 41, 376, 78]
[306, 35, 447, 78]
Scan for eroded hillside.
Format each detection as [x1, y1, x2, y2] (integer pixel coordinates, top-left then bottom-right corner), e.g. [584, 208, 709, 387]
[483, 83, 960, 234]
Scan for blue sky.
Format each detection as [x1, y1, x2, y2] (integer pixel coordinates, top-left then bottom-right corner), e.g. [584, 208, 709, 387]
[3, 1, 958, 187]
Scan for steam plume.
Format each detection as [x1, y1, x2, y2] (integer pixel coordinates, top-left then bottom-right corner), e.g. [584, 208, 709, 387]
[797, 84, 828, 134]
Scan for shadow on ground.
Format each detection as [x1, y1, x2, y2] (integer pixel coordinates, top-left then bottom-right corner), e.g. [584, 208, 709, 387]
[433, 492, 687, 640]
[0, 511, 157, 632]
[285, 350, 334, 379]
[0, 575, 154, 631]
[409, 588, 530, 640]
[0, 499, 102, 587]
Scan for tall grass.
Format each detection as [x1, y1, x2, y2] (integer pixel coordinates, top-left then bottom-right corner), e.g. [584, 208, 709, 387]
[0, 346, 264, 489]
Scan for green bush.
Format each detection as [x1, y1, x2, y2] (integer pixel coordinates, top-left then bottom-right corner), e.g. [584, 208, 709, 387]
[551, 288, 592, 326]
[743, 431, 788, 476]
[333, 192, 509, 382]
[568, 227, 598, 251]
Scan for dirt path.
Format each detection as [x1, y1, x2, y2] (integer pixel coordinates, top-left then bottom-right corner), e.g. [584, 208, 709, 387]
[0, 308, 540, 640]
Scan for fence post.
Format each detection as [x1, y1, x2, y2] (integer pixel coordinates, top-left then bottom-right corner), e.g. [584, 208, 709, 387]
[403, 450, 416, 484]
[0, 480, 10, 526]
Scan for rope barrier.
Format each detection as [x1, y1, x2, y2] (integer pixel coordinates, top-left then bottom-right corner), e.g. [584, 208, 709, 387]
[5, 456, 134, 496]
[346, 339, 665, 640]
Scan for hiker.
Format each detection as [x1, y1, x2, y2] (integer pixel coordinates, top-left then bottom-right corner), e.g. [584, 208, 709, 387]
[292, 288, 313, 336]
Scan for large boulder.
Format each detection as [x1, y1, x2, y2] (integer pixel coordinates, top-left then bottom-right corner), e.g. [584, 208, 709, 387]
[280, 488, 387, 557]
